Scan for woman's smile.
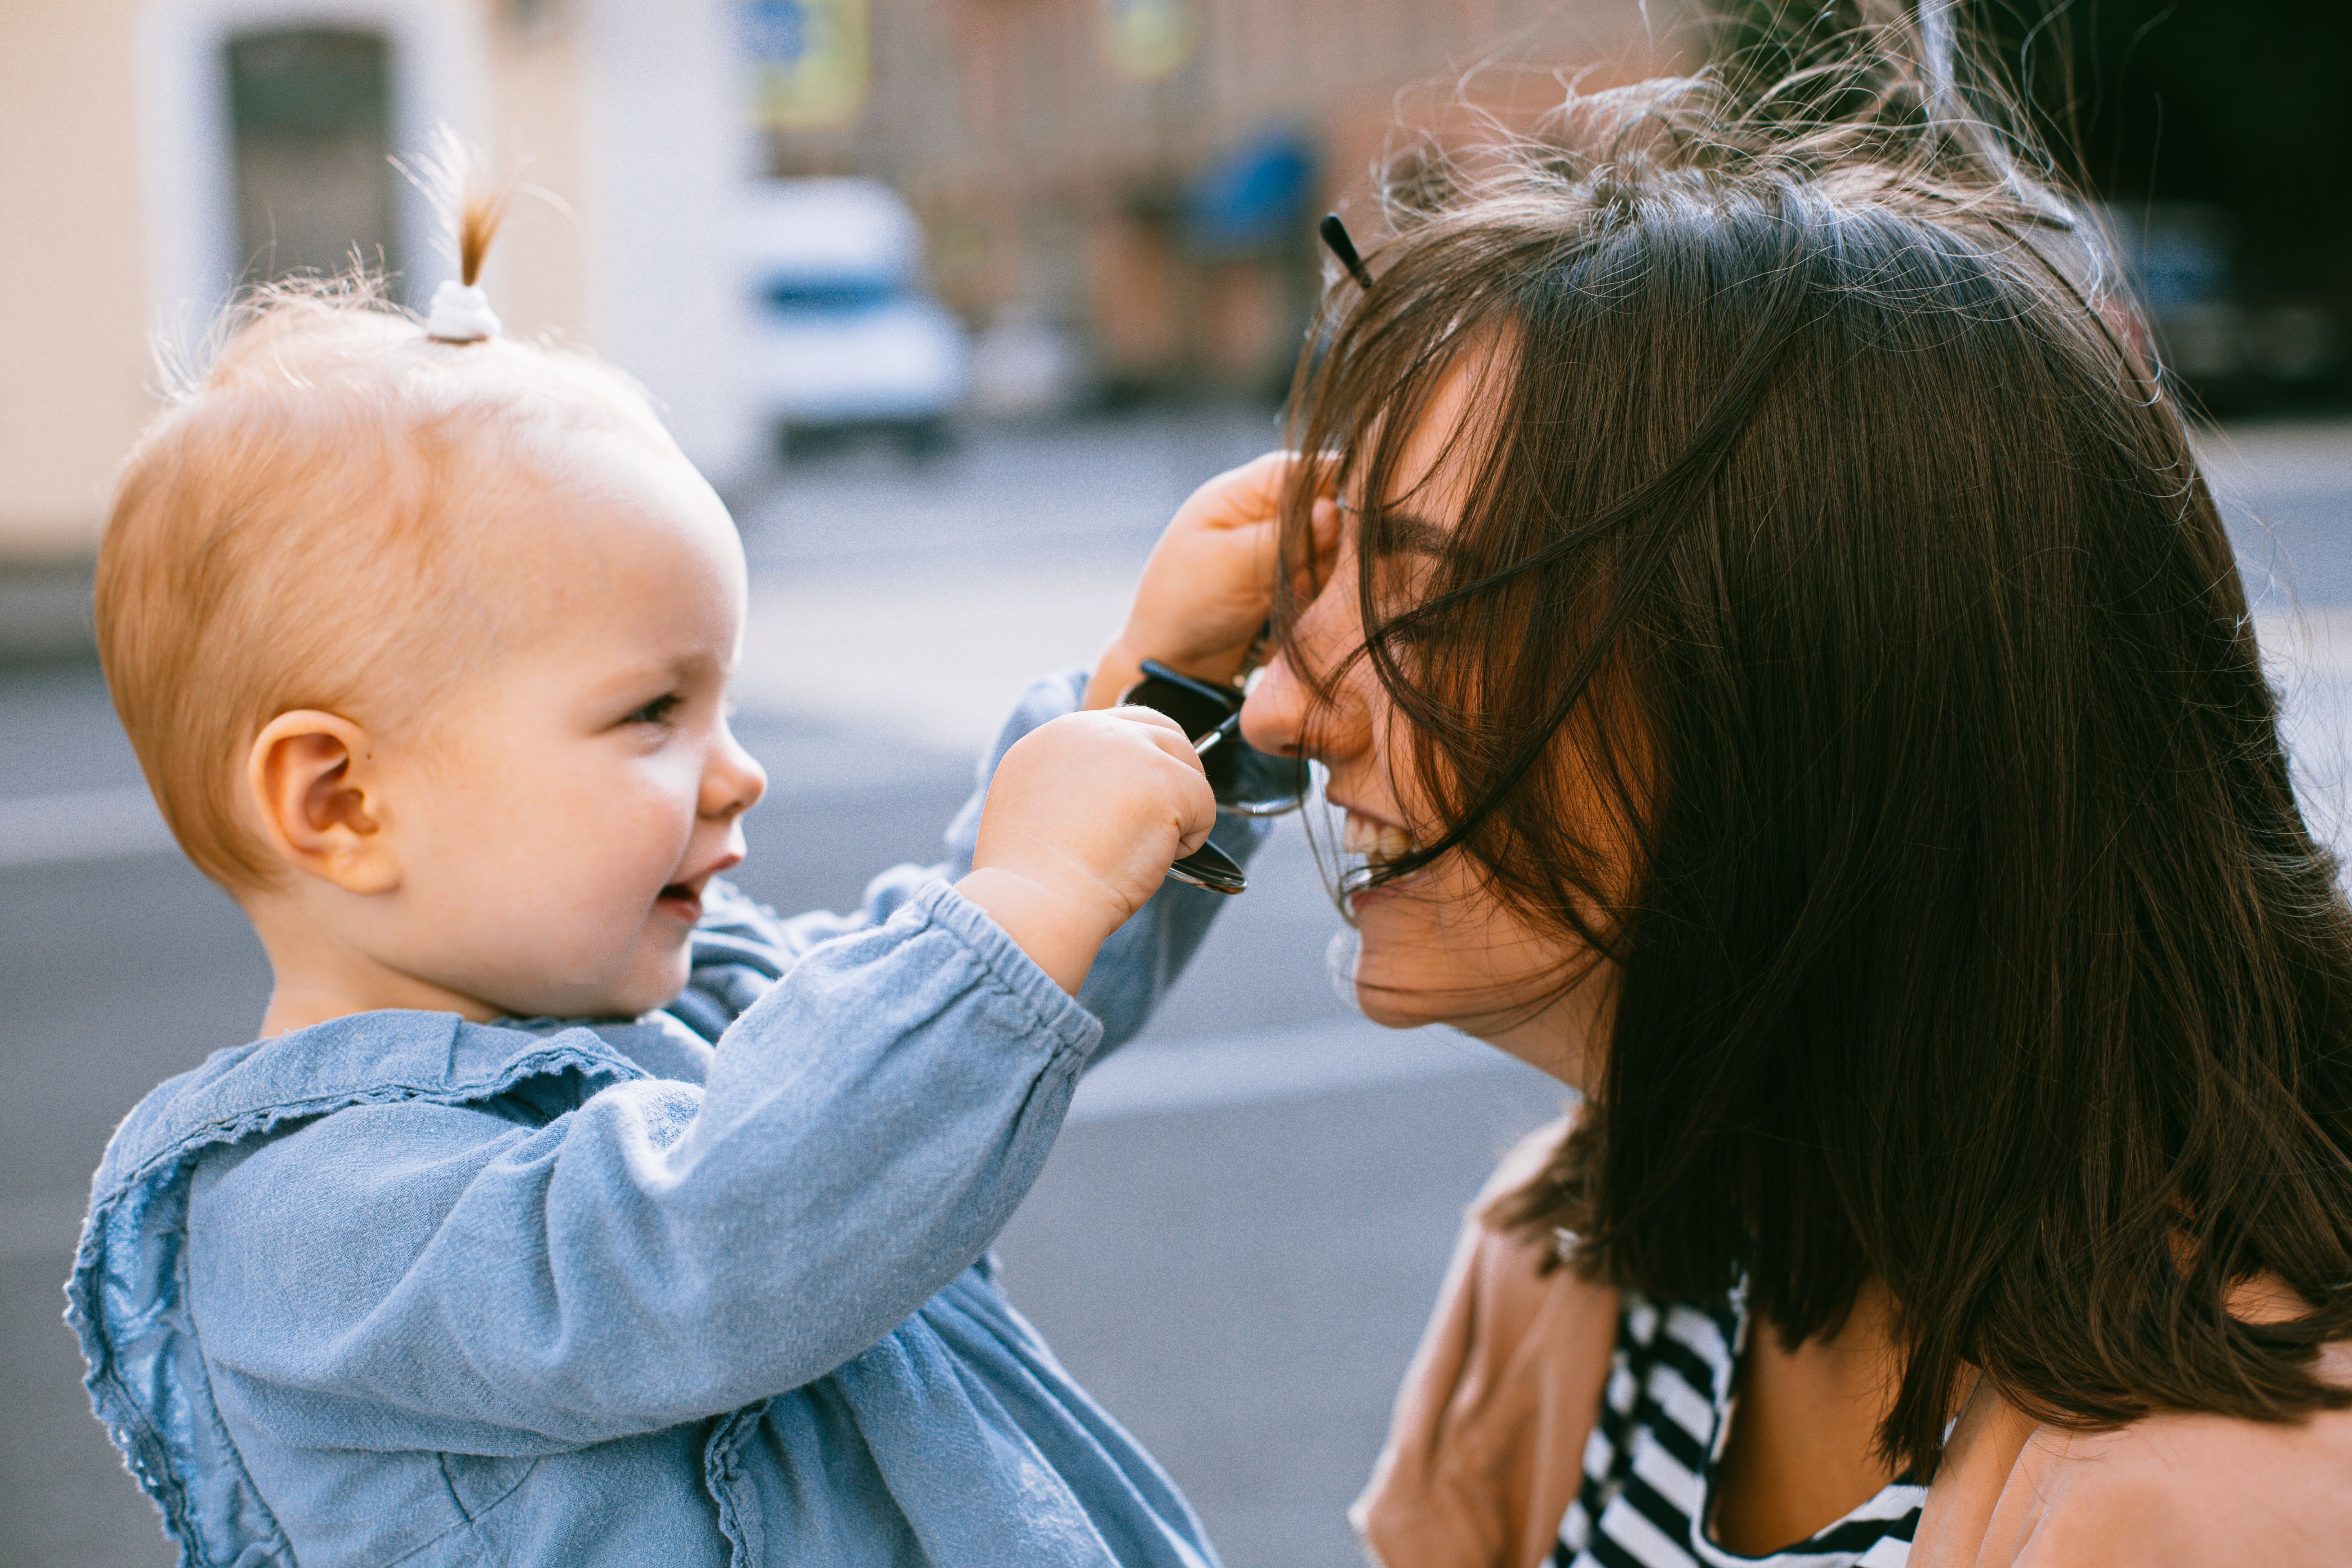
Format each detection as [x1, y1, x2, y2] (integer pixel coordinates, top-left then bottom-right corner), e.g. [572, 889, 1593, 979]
[1339, 808, 1421, 905]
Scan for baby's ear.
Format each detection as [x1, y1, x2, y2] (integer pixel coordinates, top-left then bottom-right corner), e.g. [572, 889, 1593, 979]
[246, 711, 401, 895]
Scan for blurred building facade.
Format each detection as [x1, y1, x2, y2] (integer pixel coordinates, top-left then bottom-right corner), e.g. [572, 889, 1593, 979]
[2, 0, 760, 566]
[0, 0, 1680, 568]
[756, 0, 1686, 404]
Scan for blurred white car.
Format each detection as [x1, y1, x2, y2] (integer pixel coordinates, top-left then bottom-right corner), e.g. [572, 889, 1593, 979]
[741, 178, 969, 451]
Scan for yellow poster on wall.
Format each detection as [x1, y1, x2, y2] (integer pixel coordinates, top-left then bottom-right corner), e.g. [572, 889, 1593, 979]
[743, 0, 870, 131]
[1100, 0, 1194, 81]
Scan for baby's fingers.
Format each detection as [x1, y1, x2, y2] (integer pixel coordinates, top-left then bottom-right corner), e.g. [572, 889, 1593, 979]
[1106, 707, 1216, 852]
[1108, 703, 1208, 766]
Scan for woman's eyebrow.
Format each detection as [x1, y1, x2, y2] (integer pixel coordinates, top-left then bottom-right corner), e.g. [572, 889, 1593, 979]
[1336, 496, 1450, 556]
[1380, 514, 1452, 557]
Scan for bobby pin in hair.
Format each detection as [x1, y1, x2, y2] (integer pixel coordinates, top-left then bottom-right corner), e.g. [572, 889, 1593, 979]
[1319, 214, 1374, 290]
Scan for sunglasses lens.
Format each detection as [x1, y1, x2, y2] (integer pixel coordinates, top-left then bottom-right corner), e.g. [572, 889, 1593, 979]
[1166, 836, 1247, 895]
[1217, 748, 1311, 816]
[1121, 668, 1309, 815]
[1122, 672, 1233, 742]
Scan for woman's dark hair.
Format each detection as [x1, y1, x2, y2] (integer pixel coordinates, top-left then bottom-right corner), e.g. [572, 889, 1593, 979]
[1278, 12, 2352, 1479]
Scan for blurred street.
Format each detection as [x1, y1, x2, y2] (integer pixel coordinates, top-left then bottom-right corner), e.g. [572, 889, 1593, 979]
[3, 408, 2347, 1568]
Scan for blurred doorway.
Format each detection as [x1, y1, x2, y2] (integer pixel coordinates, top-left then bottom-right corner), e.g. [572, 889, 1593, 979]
[226, 27, 398, 283]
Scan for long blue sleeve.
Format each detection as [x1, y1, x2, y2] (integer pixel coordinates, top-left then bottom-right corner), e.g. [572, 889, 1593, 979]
[184, 885, 1094, 1451]
[666, 667, 1263, 1054]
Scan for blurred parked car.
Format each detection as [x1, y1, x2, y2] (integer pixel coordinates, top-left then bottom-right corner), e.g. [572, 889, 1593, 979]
[2103, 202, 2342, 410]
[742, 178, 970, 454]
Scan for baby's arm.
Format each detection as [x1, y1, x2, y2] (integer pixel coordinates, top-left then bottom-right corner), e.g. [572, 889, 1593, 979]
[944, 670, 1271, 1052]
[189, 883, 1119, 1451]
[953, 705, 1209, 993]
[665, 682, 1243, 1045]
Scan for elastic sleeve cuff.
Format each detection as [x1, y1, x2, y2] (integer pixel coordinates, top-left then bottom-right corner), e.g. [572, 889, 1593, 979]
[909, 878, 1103, 1067]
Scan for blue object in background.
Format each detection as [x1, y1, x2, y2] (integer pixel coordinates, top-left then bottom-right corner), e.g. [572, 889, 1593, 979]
[739, 0, 808, 63]
[1188, 131, 1316, 256]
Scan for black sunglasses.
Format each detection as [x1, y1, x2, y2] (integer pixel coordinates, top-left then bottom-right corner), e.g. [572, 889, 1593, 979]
[1122, 650, 1312, 895]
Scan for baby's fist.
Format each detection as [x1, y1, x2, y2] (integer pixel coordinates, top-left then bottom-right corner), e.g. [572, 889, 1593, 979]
[957, 708, 1217, 993]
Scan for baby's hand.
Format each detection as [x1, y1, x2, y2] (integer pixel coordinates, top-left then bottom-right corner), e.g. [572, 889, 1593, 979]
[1084, 452, 1341, 708]
[956, 707, 1217, 994]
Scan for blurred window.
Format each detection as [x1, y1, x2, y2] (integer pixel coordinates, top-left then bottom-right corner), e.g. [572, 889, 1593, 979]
[226, 28, 397, 284]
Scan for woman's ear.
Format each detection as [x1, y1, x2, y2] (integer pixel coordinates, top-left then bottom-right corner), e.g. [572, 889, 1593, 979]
[245, 710, 401, 895]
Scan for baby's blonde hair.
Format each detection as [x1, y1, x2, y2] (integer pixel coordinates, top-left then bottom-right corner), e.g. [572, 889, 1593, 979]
[98, 160, 661, 891]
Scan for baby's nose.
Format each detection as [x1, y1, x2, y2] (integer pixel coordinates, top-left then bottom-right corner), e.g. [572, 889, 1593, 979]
[704, 733, 767, 818]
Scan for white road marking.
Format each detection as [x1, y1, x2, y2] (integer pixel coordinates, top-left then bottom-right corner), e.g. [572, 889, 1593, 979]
[1069, 1017, 1558, 1125]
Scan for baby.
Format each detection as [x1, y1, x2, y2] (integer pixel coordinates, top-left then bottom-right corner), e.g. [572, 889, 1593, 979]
[70, 177, 1292, 1568]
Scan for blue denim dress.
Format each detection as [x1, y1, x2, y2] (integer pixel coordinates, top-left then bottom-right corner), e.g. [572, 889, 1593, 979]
[69, 673, 1263, 1568]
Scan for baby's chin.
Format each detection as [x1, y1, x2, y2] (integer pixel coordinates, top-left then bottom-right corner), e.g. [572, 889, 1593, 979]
[490, 940, 693, 1023]
[608, 941, 696, 1019]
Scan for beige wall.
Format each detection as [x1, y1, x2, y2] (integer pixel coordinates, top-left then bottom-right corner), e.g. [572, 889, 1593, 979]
[0, 0, 602, 564]
[0, 0, 156, 561]
[483, 6, 589, 348]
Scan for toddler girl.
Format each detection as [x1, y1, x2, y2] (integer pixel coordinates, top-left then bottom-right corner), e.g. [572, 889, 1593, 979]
[71, 172, 1287, 1568]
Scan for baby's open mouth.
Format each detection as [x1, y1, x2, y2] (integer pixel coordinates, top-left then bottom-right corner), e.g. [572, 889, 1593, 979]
[655, 849, 744, 924]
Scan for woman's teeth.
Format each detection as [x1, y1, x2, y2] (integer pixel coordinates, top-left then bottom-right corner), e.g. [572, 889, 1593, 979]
[1342, 815, 1418, 866]
[1340, 814, 1419, 906]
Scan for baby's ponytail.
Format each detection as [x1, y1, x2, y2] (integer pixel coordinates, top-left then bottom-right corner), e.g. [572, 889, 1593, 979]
[404, 131, 512, 344]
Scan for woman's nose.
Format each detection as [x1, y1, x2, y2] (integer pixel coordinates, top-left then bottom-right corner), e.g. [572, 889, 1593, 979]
[1243, 569, 1377, 765]
[702, 725, 768, 820]
[1240, 651, 1313, 758]
[1241, 632, 1373, 768]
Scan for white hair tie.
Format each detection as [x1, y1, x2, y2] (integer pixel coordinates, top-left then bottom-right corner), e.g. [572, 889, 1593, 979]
[425, 280, 501, 344]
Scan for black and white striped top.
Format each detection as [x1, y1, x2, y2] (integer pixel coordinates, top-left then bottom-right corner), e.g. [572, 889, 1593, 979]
[1554, 1289, 1925, 1568]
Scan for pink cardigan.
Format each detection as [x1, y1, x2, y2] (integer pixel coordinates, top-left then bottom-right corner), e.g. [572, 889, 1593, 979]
[1353, 1121, 2352, 1568]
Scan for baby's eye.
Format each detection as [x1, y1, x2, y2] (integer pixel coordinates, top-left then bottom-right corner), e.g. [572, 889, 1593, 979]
[625, 693, 683, 727]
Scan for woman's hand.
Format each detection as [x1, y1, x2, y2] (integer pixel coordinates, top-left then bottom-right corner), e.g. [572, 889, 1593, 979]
[1083, 452, 1341, 709]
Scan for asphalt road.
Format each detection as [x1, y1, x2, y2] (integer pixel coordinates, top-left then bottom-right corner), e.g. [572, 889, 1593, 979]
[1, 409, 2343, 1567]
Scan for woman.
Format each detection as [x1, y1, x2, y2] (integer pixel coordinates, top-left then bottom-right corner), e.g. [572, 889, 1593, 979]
[1097, 27, 2352, 1568]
